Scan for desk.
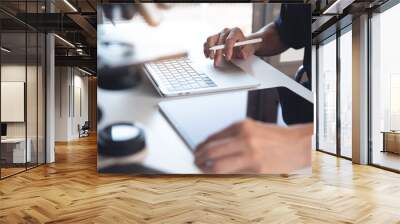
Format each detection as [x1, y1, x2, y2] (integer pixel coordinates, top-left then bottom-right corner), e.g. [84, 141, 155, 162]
[1, 138, 31, 164]
[98, 21, 312, 174]
[98, 56, 312, 174]
[381, 131, 400, 154]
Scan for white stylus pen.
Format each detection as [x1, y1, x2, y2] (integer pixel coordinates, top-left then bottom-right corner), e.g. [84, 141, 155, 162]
[209, 38, 262, 51]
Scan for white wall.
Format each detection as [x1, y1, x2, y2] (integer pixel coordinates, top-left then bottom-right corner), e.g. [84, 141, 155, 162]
[54, 67, 89, 141]
[1, 82, 25, 122]
[1, 64, 46, 164]
[74, 74, 89, 135]
[55, 66, 69, 141]
[1, 65, 38, 138]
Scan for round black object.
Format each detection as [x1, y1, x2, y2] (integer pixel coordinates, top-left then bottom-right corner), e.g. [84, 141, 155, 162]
[98, 122, 145, 157]
[98, 65, 141, 90]
[97, 106, 103, 123]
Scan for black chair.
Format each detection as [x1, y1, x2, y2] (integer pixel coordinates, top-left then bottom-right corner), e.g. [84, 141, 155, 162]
[277, 65, 313, 124]
[79, 121, 90, 138]
[294, 65, 306, 83]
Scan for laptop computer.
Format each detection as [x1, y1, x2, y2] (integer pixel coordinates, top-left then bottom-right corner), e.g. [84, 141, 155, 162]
[143, 56, 260, 97]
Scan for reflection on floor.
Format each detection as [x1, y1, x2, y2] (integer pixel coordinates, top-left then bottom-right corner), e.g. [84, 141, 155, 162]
[0, 163, 42, 178]
[0, 135, 400, 223]
[373, 150, 400, 171]
[0, 167, 25, 177]
[341, 147, 352, 158]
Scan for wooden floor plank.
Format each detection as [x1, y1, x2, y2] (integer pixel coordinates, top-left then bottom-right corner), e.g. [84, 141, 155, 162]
[0, 135, 400, 223]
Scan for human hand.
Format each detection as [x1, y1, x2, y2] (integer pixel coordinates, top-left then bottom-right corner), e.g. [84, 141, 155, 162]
[203, 27, 258, 67]
[194, 119, 312, 174]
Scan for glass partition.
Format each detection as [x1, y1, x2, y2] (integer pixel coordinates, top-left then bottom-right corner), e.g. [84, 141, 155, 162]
[339, 28, 352, 158]
[26, 0, 43, 169]
[27, 31, 38, 169]
[317, 36, 337, 155]
[1, 30, 28, 177]
[0, 1, 46, 179]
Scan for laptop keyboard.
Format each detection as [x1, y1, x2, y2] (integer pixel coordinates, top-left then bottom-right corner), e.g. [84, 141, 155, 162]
[147, 57, 217, 92]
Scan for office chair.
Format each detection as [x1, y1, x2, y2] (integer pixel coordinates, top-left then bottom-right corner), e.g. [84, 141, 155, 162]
[294, 65, 306, 83]
[278, 65, 313, 124]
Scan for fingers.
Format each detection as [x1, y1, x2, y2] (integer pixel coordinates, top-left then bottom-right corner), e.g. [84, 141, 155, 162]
[203, 27, 249, 64]
[239, 45, 255, 60]
[194, 137, 258, 174]
[194, 137, 243, 166]
[203, 42, 209, 58]
[194, 119, 260, 173]
[232, 46, 243, 59]
[202, 153, 253, 174]
[224, 27, 245, 61]
[214, 28, 229, 67]
[232, 45, 256, 60]
[196, 119, 255, 151]
[196, 122, 241, 149]
[203, 34, 219, 59]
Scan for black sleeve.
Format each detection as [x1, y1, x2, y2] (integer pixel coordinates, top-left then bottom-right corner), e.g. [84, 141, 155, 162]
[274, 4, 313, 124]
[274, 4, 311, 50]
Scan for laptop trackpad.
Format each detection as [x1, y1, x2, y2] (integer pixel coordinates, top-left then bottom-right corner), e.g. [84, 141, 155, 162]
[203, 59, 247, 77]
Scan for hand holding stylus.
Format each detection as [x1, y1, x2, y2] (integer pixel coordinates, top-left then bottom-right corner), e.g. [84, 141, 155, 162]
[203, 27, 261, 67]
[208, 38, 262, 51]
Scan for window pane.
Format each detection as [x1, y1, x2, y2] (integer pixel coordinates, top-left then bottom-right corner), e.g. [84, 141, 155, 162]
[318, 37, 337, 154]
[371, 3, 400, 171]
[1, 30, 28, 177]
[27, 31, 38, 169]
[339, 29, 352, 158]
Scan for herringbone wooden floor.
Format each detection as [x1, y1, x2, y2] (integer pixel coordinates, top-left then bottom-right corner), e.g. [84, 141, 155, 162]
[1, 135, 400, 224]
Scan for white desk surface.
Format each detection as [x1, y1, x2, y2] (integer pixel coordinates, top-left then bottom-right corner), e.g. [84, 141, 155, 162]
[98, 55, 312, 174]
[98, 21, 312, 174]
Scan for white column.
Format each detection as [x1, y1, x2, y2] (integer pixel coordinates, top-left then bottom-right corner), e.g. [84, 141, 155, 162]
[311, 45, 317, 150]
[46, 33, 55, 163]
[46, 1, 56, 163]
[352, 14, 369, 164]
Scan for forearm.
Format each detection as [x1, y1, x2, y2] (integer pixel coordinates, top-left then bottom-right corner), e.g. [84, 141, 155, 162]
[288, 123, 313, 169]
[258, 122, 313, 174]
[290, 123, 314, 137]
[247, 23, 288, 57]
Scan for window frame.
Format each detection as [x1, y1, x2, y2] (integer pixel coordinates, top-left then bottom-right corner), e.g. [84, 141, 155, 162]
[315, 19, 353, 160]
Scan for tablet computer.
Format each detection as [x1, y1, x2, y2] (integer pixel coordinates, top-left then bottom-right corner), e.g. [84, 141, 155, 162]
[159, 87, 313, 150]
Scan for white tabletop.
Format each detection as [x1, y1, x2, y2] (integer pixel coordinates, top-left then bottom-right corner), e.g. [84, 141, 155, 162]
[97, 19, 312, 174]
[98, 54, 314, 174]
